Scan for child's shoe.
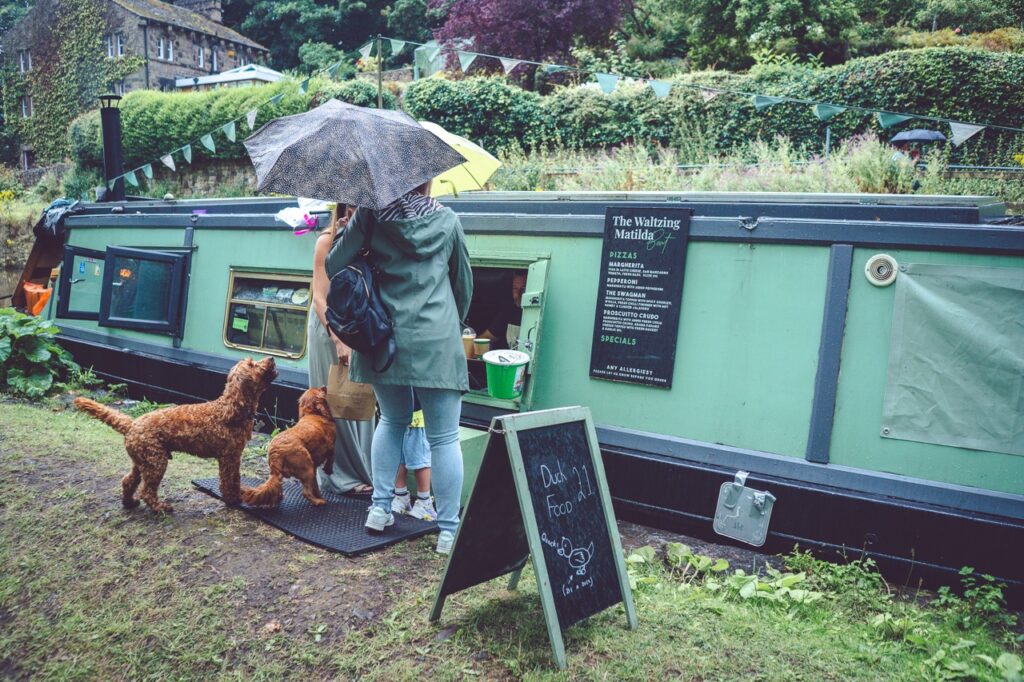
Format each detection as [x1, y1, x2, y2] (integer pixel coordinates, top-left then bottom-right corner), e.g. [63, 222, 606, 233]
[409, 496, 437, 521]
[391, 492, 412, 515]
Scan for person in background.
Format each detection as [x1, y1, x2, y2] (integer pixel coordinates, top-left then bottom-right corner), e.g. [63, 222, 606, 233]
[326, 183, 472, 555]
[472, 269, 527, 350]
[308, 204, 374, 497]
[390, 389, 436, 521]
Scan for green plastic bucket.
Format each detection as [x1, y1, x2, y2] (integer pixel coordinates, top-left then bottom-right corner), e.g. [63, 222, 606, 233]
[482, 350, 530, 399]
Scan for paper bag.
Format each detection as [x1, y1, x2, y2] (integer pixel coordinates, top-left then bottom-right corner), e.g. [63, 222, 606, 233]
[326, 363, 376, 420]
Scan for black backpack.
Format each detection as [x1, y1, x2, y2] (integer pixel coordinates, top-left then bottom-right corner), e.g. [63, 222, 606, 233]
[325, 214, 396, 372]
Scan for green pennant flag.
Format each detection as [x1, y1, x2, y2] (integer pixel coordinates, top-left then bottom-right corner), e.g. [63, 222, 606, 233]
[201, 133, 216, 152]
[141, 163, 153, 180]
[182, 144, 192, 163]
[595, 73, 619, 94]
[813, 103, 846, 121]
[326, 61, 341, 78]
[222, 120, 236, 142]
[753, 95, 785, 111]
[877, 112, 913, 129]
[457, 51, 477, 72]
[269, 93, 284, 106]
[298, 78, 309, 94]
[390, 39, 406, 55]
[107, 178, 117, 191]
[649, 80, 671, 98]
[124, 170, 139, 188]
[544, 64, 570, 75]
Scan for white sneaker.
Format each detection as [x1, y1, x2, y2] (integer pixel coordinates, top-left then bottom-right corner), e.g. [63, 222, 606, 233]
[391, 493, 412, 515]
[436, 530, 454, 555]
[365, 505, 394, 532]
[409, 497, 437, 521]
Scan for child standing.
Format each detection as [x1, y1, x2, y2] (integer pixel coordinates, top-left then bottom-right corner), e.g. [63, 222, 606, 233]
[391, 390, 436, 520]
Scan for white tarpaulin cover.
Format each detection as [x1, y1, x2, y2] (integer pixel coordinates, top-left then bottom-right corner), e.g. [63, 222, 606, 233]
[882, 263, 1024, 456]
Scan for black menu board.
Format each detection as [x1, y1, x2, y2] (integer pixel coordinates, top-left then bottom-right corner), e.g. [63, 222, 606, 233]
[590, 207, 692, 388]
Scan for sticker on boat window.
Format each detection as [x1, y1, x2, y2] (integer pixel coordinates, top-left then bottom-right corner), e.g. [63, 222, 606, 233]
[232, 316, 249, 332]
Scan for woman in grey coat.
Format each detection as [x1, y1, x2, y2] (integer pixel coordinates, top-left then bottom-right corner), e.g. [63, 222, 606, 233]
[326, 183, 472, 554]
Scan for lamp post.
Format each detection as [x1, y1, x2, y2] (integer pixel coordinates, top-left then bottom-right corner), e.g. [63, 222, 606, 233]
[99, 93, 125, 202]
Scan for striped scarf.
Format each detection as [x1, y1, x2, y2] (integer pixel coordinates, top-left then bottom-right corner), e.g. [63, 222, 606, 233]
[375, 191, 442, 222]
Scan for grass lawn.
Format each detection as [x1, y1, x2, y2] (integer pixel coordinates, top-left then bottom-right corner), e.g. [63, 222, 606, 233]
[0, 399, 1020, 681]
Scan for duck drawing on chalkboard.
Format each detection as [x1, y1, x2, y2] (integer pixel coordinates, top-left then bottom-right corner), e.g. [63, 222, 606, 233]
[558, 537, 595, 576]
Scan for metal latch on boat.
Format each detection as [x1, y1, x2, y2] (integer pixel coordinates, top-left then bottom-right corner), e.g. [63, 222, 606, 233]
[713, 471, 776, 547]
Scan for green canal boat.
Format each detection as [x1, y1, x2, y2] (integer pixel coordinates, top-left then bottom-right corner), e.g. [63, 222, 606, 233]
[13, 190, 1024, 601]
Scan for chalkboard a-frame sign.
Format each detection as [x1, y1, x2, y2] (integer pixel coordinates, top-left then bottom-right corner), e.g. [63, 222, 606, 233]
[430, 406, 637, 669]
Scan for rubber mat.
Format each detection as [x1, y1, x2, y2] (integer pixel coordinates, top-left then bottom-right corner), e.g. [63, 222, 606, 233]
[192, 476, 437, 556]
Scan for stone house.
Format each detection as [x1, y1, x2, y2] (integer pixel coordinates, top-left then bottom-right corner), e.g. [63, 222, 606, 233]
[2, 0, 268, 168]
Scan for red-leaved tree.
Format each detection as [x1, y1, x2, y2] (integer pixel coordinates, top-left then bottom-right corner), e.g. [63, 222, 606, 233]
[430, 0, 625, 62]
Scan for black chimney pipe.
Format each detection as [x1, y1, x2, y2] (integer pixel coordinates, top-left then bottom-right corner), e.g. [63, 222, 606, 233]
[99, 94, 125, 202]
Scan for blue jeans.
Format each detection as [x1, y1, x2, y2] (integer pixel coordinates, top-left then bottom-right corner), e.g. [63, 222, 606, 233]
[371, 385, 464, 534]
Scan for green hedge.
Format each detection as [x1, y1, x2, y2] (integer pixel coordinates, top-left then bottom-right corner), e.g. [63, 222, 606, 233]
[401, 48, 1024, 165]
[69, 49, 1024, 171]
[69, 78, 398, 170]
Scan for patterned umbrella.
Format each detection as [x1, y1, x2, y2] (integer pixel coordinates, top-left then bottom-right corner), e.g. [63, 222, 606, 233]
[244, 99, 467, 210]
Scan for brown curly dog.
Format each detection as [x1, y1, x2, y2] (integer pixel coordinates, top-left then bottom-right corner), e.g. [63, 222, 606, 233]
[241, 387, 336, 508]
[74, 357, 278, 513]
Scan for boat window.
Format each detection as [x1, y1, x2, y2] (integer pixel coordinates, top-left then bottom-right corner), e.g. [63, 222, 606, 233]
[223, 271, 311, 359]
[56, 246, 105, 320]
[98, 247, 189, 334]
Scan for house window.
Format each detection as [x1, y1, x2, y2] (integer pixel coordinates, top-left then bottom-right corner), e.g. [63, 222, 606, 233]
[238, 51, 249, 66]
[57, 246, 106, 321]
[18, 50, 31, 72]
[158, 37, 173, 61]
[117, 34, 125, 57]
[113, 80, 128, 96]
[105, 35, 114, 58]
[197, 47, 204, 68]
[19, 96, 32, 118]
[211, 48, 218, 72]
[223, 271, 311, 358]
[98, 247, 189, 334]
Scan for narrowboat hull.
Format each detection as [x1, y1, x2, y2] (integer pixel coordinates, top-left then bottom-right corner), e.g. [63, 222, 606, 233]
[33, 192, 1024, 601]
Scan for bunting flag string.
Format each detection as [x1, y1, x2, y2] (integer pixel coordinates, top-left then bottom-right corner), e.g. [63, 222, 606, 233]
[814, 104, 846, 121]
[877, 112, 914, 129]
[99, 33, 1021, 201]
[595, 73, 619, 94]
[699, 87, 722, 103]
[500, 57, 522, 74]
[949, 122, 985, 146]
[457, 51, 477, 72]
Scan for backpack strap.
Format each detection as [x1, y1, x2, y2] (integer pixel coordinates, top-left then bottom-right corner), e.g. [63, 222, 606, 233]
[358, 208, 376, 258]
[371, 336, 397, 373]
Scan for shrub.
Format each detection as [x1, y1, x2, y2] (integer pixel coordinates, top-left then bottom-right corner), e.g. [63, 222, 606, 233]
[310, 78, 397, 109]
[403, 76, 547, 153]
[0, 308, 80, 399]
[67, 110, 103, 170]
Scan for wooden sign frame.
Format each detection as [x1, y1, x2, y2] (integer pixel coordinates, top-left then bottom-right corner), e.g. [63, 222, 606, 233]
[430, 406, 637, 669]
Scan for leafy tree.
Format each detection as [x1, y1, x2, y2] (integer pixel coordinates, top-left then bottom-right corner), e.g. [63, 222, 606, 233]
[298, 41, 352, 77]
[913, 0, 1022, 32]
[383, 0, 436, 43]
[686, 0, 750, 69]
[0, 0, 34, 34]
[734, 0, 861, 63]
[619, 0, 689, 63]
[429, 0, 624, 61]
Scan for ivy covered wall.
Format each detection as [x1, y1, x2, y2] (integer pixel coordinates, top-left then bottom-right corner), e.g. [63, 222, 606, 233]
[1, 0, 143, 163]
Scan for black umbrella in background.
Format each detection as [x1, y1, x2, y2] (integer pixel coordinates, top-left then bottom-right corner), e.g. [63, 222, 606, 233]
[244, 99, 466, 210]
[890, 129, 947, 144]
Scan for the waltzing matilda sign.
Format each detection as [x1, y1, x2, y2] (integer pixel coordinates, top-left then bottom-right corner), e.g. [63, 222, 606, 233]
[430, 406, 637, 669]
[590, 206, 693, 388]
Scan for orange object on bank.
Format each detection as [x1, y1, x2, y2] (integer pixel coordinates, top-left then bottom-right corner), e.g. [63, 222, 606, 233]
[22, 282, 52, 316]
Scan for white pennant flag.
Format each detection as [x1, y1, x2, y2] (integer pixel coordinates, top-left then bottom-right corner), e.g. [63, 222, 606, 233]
[390, 39, 406, 55]
[358, 42, 373, 60]
[949, 121, 985, 147]
[499, 57, 521, 74]
[699, 87, 722, 103]
[246, 108, 258, 131]
[160, 154, 176, 172]
[457, 51, 477, 72]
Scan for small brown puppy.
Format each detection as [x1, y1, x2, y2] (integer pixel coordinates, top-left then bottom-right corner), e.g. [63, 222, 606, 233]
[74, 357, 278, 513]
[241, 387, 336, 507]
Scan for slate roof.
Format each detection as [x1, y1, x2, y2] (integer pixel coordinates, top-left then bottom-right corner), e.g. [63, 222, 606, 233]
[110, 0, 267, 51]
